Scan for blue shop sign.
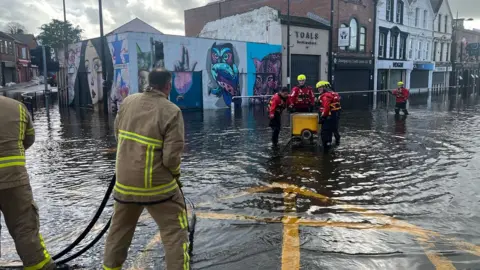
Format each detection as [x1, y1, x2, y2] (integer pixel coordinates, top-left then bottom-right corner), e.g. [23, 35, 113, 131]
[413, 63, 435, 70]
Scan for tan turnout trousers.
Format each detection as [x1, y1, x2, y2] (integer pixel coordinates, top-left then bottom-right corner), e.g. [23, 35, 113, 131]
[0, 184, 55, 270]
[103, 189, 190, 270]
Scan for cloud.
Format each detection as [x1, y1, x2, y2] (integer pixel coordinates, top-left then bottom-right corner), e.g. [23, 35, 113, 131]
[447, 0, 480, 29]
[0, 0, 209, 38]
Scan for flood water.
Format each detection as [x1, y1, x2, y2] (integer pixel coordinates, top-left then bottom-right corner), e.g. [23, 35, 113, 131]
[1, 89, 480, 269]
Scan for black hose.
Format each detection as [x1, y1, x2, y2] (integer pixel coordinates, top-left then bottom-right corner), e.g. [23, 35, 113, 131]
[268, 138, 293, 162]
[55, 217, 112, 265]
[185, 197, 196, 257]
[52, 174, 116, 261]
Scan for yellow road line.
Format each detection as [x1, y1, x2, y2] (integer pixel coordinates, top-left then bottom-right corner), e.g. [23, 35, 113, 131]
[417, 235, 456, 270]
[127, 232, 162, 270]
[281, 191, 300, 270]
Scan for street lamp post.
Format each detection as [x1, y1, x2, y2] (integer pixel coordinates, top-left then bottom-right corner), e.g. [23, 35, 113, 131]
[286, 0, 291, 91]
[63, 0, 68, 107]
[98, 0, 108, 115]
[328, 0, 334, 83]
[451, 12, 474, 89]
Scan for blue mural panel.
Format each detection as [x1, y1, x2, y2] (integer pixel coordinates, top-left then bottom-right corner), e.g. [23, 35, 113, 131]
[246, 43, 282, 96]
[170, 71, 203, 110]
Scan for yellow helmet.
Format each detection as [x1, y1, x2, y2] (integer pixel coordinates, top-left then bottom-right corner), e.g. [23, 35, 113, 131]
[397, 81, 404, 86]
[316, 81, 326, 89]
[297, 74, 306, 81]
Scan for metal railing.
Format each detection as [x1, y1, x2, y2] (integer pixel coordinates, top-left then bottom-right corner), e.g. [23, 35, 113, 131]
[230, 85, 478, 114]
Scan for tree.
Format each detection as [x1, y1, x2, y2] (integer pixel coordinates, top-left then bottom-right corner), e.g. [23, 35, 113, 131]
[37, 19, 83, 50]
[6, 22, 27, 34]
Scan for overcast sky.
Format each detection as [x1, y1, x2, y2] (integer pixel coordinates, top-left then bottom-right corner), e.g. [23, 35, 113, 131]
[0, 0, 479, 39]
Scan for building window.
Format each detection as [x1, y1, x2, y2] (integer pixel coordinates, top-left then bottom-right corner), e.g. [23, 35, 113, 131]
[7, 41, 13, 55]
[434, 41, 438, 61]
[426, 42, 430, 60]
[390, 34, 397, 59]
[386, 0, 394, 22]
[340, 23, 347, 51]
[438, 14, 442, 32]
[444, 16, 448, 33]
[409, 39, 413, 59]
[415, 8, 420, 27]
[423, 10, 427, 28]
[0, 40, 4, 54]
[440, 42, 444, 61]
[396, 1, 404, 24]
[446, 43, 450, 61]
[359, 27, 366, 52]
[349, 18, 358, 51]
[418, 41, 422, 59]
[379, 33, 386, 57]
[399, 36, 406, 60]
[21, 47, 27, 59]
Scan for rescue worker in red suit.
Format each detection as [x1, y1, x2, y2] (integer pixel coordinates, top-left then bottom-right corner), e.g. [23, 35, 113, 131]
[391, 81, 409, 115]
[268, 87, 290, 146]
[289, 74, 315, 113]
[317, 81, 342, 150]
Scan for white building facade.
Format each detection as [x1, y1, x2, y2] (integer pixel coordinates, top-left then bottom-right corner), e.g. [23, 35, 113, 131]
[374, 0, 435, 96]
[431, 0, 453, 89]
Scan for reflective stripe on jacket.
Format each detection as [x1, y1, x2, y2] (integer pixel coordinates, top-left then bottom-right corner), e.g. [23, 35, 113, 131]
[0, 96, 35, 190]
[114, 90, 184, 203]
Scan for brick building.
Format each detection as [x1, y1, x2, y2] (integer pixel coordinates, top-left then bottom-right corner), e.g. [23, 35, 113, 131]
[185, 0, 376, 93]
[12, 34, 38, 82]
[0, 31, 17, 86]
[451, 19, 480, 90]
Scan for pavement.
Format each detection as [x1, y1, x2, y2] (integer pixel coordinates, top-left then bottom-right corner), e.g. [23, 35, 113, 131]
[0, 81, 40, 92]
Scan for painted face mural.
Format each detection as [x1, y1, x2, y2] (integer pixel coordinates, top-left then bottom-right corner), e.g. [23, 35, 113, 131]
[109, 34, 130, 112]
[253, 53, 282, 96]
[84, 40, 102, 104]
[174, 46, 197, 101]
[208, 42, 240, 106]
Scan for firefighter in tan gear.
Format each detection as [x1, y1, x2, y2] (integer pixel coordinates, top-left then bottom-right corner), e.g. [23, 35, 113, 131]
[0, 96, 57, 270]
[103, 68, 190, 270]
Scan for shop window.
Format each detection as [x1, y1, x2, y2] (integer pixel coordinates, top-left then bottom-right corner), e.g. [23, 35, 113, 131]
[349, 18, 358, 51]
[379, 33, 386, 57]
[359, 27, 366, 52]
[396, 1, 404, 24]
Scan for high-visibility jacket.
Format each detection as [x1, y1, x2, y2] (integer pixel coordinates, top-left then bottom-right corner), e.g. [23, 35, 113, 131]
[289, 85, 315, 109]
[114, 90, 184, 204]
[392, 87, 409, 103]
[319, 91, 341, 117]
[268, 93, 288, 118]
[0, 96, 35, 190]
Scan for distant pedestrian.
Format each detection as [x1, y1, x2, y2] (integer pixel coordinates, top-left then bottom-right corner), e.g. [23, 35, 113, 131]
[391, 81, 409, 115]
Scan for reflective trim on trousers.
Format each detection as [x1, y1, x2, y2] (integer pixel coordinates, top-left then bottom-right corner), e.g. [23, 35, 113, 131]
[178, 209, 188, 230]
[183, 242, 191, 270]
[114, 179, 178, 197]
[103, 265, 122, 270]
[24, 234, 52, 270]
[0, 155, 26, 169]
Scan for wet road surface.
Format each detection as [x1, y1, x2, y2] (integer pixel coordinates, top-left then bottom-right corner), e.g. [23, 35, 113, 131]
[1, 89, 480, 269]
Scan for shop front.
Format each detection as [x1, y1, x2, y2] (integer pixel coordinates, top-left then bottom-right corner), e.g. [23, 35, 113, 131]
[1, 61, 16, 86]
[411, 62, 435, 90]
[432, 64, 452, 90]
[333, 56, 374, 91]
[376, 60, 414, 90]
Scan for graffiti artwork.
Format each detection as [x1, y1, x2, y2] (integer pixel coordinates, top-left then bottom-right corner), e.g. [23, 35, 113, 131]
[253, 52, 282, 96]
[109, 34, 130, 111]
[173, 46, 197, 101]
[137, 41, 164, 93]
[208, 42, 240, 107]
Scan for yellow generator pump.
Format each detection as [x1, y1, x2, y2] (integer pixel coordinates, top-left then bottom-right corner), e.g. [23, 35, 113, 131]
[290, 113, 319, 144]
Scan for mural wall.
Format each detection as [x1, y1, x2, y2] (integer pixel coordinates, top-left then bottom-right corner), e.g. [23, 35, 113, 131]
[65, 32, 282, 111]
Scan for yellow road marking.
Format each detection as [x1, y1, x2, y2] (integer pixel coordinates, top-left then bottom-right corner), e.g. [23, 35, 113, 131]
[196, 185, 276, 207]
[127, 232, 162, 270]
[281, 191, 300, 270]
[417, 235, 456, 270]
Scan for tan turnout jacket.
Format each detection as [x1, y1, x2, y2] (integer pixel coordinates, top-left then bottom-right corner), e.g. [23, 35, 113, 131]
[114, 90, 184, 203]
[0, 96, 35, 190]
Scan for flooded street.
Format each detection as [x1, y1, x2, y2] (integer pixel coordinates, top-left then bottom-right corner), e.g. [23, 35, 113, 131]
[1, 90, 480, 269]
